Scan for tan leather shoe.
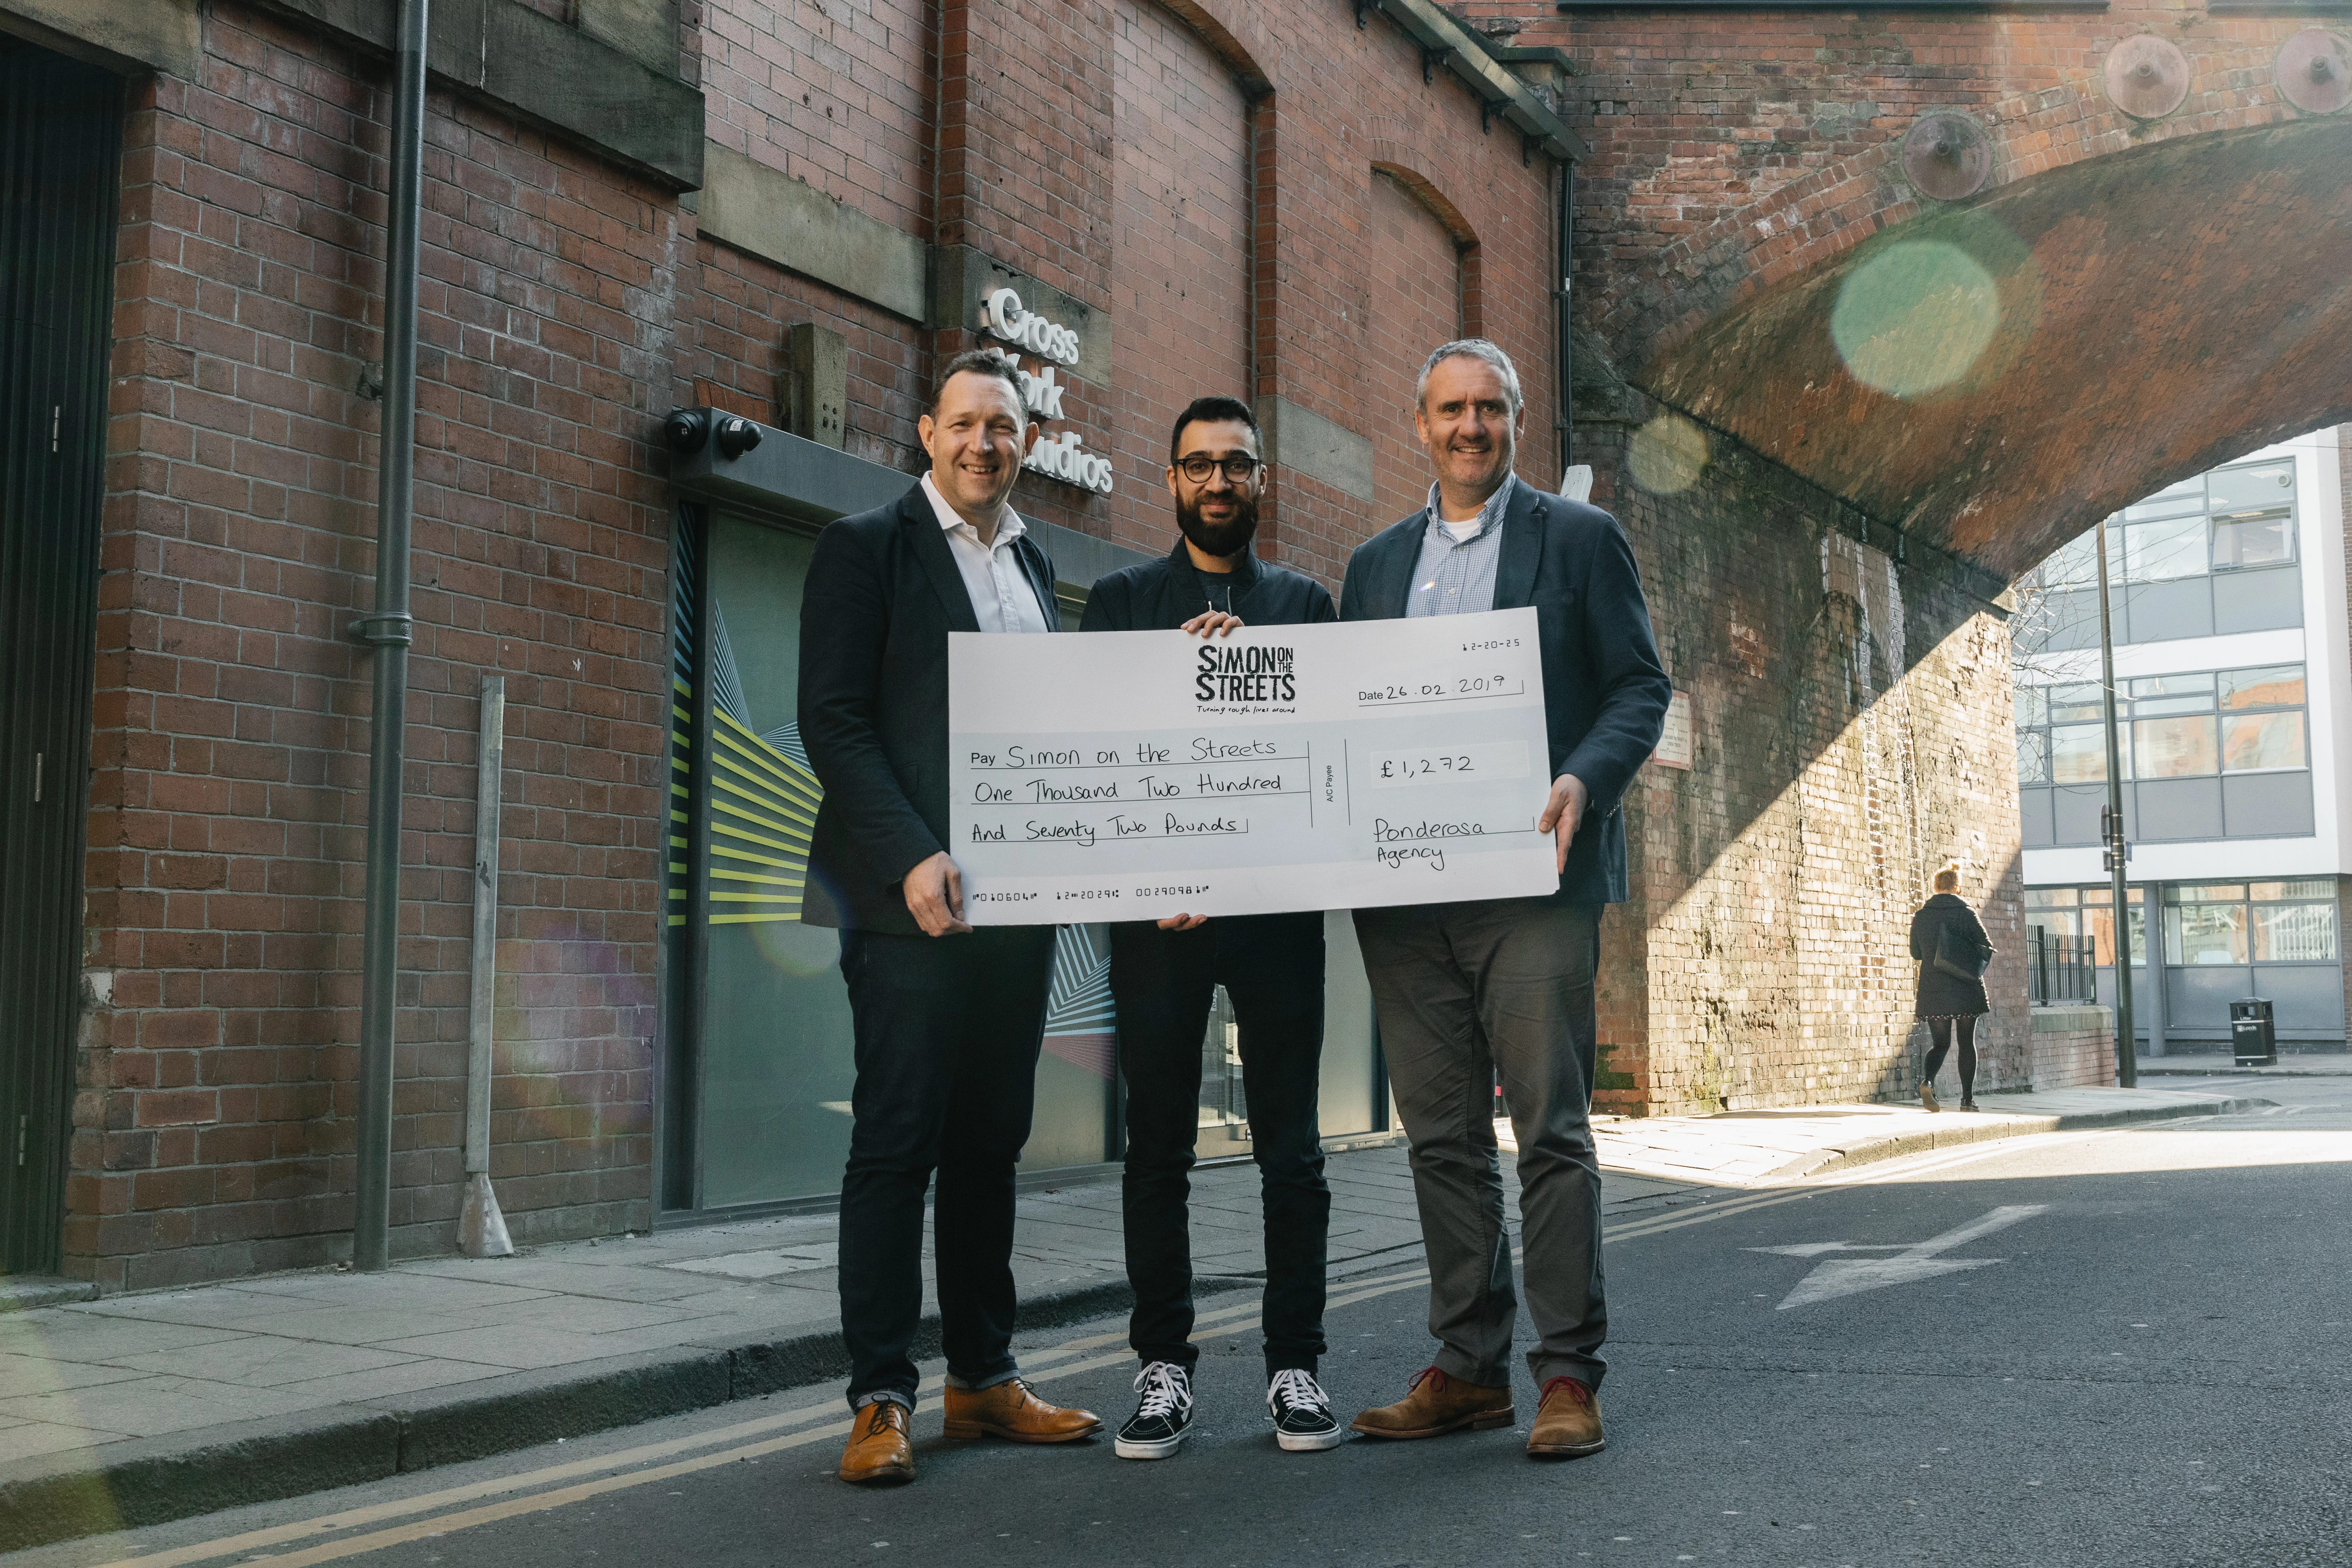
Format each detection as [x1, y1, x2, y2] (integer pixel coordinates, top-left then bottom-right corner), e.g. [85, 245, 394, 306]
[838, 1400, 914, 1485]
[940, 1377, 1102, 1443]
[1527, 1376, 1605, 1459]
[1350, 1366, 1515, 1440]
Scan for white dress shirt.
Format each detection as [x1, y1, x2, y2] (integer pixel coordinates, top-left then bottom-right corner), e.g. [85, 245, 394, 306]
[919, 473, 1055, 635]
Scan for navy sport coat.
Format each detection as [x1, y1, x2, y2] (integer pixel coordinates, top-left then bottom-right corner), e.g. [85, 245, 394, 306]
[1337, 477, 1671, 905]
[797, 483, 1059, 933]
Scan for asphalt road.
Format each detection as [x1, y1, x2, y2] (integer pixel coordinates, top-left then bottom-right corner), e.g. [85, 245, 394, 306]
[16, 1077, 2350, 1568]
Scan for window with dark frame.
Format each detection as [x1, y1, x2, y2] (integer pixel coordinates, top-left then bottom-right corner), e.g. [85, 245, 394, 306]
[2014, 662, 2307, 785]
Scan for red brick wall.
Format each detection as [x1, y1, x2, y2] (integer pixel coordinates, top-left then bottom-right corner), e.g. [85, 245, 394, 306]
[82, 3, 678, 1287]
[1363, 170, 1463, 529]
[2032, 1007, 2118, 1091]
[678, 237, 929, 473]
[698, 0, 934, 229]
[65, 0, 1572, 1283]
[1107, 0, 1253, 557]
[1585, 418, 2028, 1114]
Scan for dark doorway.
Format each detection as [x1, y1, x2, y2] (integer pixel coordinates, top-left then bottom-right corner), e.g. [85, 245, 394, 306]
[0, 41, 119, 1274]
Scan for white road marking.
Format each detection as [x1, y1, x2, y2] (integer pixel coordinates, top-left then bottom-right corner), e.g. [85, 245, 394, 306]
[1752, 1204, 2049, 1310]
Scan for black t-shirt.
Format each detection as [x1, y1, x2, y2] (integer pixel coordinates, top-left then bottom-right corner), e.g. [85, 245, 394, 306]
[1078, 541, 1337, 632]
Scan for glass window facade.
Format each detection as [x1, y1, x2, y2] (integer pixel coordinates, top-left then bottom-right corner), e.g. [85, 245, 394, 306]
[2016, 458, 2304, 652]
[2028, 879, 2347, 1044]
[2032, 460, 2298, 592]
[2165, 881, 2338, 966]
[2014, 663, 2305, 785]
[658, 509, 1389, 1218]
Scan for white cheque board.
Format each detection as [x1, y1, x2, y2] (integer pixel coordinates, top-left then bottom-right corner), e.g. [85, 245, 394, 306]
[948, 607, 1557, 924]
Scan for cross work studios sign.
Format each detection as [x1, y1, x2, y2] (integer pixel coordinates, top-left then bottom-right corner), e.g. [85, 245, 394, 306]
[976, 286, 1116, 496]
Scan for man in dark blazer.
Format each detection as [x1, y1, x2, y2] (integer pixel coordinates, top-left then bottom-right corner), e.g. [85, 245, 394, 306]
[1078, 396, 1345, 1463]
[799, 350, 1101, 1486]
[1341, 341, 1670, 1461]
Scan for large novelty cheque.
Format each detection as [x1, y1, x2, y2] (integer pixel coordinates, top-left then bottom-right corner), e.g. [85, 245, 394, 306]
[948, 607, 1558, 924]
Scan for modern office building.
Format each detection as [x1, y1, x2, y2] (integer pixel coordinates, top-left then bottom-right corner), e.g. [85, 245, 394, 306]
[2012, 429, 2352, 1052]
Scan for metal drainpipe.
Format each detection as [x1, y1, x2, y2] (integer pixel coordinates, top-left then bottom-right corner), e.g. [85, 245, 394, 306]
[1556, 160, 1574, 478]
[351, 0, 431, 1272]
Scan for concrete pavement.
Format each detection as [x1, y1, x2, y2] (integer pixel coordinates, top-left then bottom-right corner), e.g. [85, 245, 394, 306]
[0, 1083, 2260, 1550]
[2139, 1051, 2352, 1077]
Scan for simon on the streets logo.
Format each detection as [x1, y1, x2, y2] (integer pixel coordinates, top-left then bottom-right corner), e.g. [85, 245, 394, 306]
[1196, 643, 1297, 704]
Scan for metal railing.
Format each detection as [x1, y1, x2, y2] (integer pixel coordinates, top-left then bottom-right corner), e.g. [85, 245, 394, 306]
[2027, 925, 2096, 1006]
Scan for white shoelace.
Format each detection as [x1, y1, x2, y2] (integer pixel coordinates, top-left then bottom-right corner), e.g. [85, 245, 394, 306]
[1266, 1367, 1330, 1418]
[1133, 1361, 1193, 1422]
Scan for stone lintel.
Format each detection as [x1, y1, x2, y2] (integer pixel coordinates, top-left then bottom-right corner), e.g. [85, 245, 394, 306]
[259, 0, 703, 190]
[1258, 395, 1376, 504]
[699, 143, 928, 324]
[0, 0, 201, 76]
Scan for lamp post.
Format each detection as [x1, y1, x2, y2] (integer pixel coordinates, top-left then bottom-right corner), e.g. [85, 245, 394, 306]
[2093, 515, 2138, 1089]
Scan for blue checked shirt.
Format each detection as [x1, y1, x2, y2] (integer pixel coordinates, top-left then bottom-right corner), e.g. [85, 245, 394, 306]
[1403, 474, 1517, 618]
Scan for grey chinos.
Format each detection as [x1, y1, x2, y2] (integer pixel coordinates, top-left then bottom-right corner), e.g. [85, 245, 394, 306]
[1353, 896, 1606, 1392]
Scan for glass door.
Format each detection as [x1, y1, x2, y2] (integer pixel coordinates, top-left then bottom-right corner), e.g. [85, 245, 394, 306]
[663, 512, 1124, 1213]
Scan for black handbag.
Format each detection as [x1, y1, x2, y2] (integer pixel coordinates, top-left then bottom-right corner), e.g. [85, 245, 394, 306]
[1933, 919, 1992, 982]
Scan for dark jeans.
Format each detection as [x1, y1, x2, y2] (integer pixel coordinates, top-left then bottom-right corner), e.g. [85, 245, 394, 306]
[1924, 1015, 1979, 1099]
[836, 924, 1056, 1409]
[1111, 912, 1330, 1377]
[1353, 898, 1607, 1392]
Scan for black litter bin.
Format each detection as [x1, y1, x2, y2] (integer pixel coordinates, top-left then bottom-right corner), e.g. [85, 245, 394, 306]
[2230, 997, 2276, 1067]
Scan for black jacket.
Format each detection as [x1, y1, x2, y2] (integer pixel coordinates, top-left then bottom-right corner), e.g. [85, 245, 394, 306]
[1337, 477, 1671, 906]
[796, 483, 1059, 933]
[1077, 541, 1335, 635]
[1910, 892, 1993, 1018]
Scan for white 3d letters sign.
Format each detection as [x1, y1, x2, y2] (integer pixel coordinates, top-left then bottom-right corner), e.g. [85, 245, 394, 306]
[977, 286, 1114, 496]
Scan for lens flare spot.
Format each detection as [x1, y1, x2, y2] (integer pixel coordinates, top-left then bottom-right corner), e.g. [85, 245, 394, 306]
[749, 915, 837, 978]
[1628, 412, 1708, 496]
[1831, 240, 2000, 397]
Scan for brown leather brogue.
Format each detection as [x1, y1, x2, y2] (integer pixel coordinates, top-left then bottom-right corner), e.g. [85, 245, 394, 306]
[1350, 1366, 1515, 1440]
[1526, 1376, 1605, 1459]
[940, 1377, 1102, 1443]
[837, 1399, 914, 1485]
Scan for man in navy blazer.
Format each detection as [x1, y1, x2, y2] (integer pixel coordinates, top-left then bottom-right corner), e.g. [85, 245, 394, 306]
[799, 352, 1102, 1485]
[1341, 341, 1670, 1461]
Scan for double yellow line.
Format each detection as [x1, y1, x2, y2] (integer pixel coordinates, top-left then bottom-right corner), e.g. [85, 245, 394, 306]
[88, 1188, 1822, 1568]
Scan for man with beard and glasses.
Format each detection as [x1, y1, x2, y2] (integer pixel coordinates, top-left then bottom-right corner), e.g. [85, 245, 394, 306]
[1077, 395, 1342, 1461]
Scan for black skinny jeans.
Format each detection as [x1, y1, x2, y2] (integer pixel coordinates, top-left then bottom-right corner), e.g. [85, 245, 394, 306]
[1111, 913, 1330, 1378]
[1923, 1015, 1979, 1100]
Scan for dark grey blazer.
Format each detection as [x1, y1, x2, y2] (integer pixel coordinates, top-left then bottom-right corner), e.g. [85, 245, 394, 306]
[796, 483, 1058, 934]
[1337, 477, 1671, 906]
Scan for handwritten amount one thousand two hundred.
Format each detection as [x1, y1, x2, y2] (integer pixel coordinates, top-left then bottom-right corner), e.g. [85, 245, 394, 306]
[947, 607, 1560, 924]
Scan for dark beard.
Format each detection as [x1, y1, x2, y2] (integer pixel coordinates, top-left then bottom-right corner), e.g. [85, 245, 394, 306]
[1177, 492, 1259, 561]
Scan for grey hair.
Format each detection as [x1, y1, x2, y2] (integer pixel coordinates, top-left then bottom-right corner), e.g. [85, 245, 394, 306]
[1415, 338, 1523, 414]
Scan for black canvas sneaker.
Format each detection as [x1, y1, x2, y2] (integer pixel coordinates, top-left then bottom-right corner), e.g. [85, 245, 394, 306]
[1114, 1361, 1194, 1460]
[1266, 1368, 1343, 1451]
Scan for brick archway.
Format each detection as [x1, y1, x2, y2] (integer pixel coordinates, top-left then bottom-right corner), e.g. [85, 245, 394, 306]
[1613, 101, 2352, 578]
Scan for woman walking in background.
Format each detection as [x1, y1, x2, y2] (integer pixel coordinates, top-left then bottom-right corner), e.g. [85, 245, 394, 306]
[1910, 862, 1993, 1112]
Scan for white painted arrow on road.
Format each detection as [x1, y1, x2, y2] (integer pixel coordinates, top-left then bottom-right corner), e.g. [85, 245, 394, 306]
[1748, 1204, 2048, 1310]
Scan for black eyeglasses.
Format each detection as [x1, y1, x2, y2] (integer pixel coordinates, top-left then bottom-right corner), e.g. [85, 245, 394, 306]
[1174, 454, 1262, 484]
